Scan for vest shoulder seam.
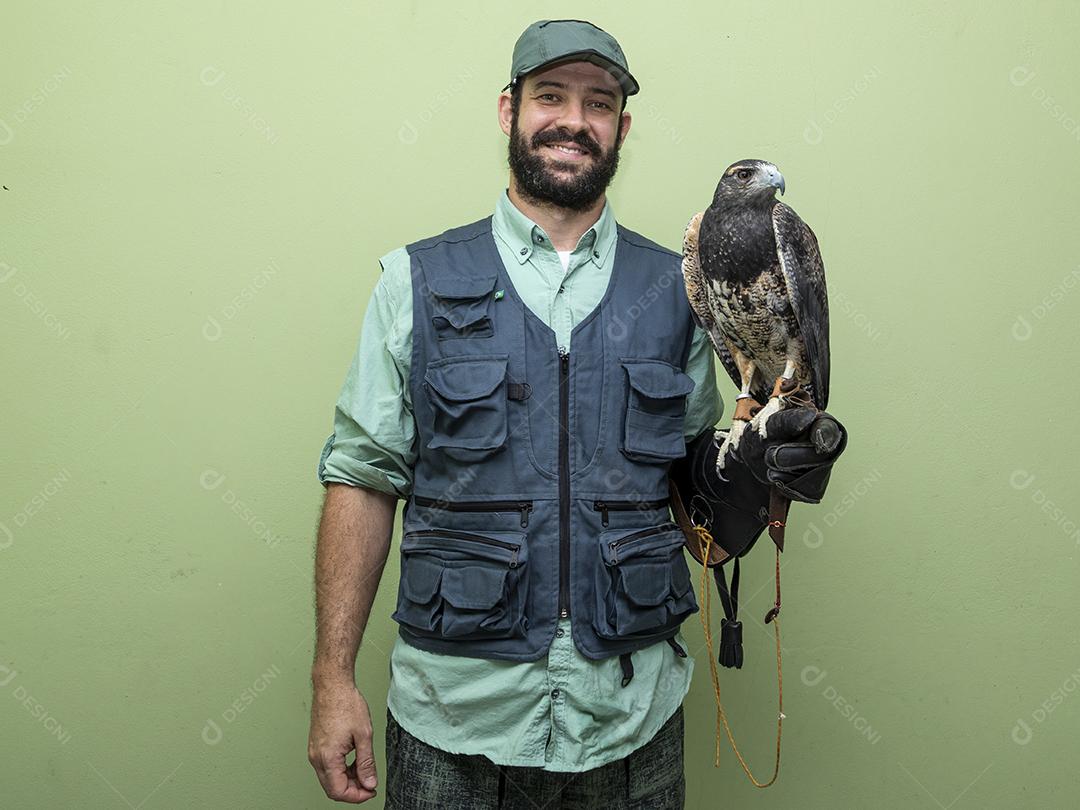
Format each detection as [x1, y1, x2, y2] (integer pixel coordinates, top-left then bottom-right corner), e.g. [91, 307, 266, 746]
[615, 225, 680, 260]
[405, 217, 493, 255]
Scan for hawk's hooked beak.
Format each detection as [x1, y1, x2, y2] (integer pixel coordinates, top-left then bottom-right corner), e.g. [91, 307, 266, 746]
[764, 165, 786, 196]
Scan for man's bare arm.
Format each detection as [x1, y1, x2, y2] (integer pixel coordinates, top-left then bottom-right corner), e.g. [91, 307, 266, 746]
[308, 482, 397, 804]
[312, 482, 396, 679]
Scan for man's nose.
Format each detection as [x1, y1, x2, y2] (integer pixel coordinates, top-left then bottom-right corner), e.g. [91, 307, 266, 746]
[554, 101, 588, 135]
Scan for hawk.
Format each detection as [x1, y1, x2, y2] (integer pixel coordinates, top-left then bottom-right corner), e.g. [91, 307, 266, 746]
[681, 159, 830, 468]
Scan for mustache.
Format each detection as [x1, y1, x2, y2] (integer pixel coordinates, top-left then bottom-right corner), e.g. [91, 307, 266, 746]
[530, 127, 601, 157]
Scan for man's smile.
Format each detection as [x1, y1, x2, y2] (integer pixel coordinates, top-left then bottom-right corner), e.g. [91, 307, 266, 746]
[544, 142, 591, 161]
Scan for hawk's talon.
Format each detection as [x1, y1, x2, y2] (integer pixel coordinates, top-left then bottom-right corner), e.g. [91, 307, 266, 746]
[752, 395, 784, 438]
[715, 420, 747, 470]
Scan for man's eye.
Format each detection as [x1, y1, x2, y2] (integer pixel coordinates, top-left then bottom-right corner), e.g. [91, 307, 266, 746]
[590, 101, 612, 110]
[538, 93, 559, 102]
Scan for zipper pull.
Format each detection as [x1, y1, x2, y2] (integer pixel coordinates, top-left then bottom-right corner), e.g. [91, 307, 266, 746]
[594, 500, 610, 527]
[518, 502, 532, 528]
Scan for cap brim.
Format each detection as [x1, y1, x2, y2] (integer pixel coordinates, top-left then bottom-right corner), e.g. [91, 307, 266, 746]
[505, 49, 639, 97]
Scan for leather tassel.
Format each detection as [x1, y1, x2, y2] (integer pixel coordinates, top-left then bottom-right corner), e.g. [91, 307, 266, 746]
[719, 618, 744, 669]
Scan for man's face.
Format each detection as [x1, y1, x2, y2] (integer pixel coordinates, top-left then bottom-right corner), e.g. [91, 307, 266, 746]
[499, 60, 632, 211]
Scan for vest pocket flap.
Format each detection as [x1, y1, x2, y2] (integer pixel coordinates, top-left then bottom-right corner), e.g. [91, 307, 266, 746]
[622, 359, 696, 400]
[424, 355, 508, 401]
[434, 304, 489, 330]
[440, 565, 510, 610]
[619, 561, 673, 606]
[401, 556, 443, 603]
[427, 273, 498, 300]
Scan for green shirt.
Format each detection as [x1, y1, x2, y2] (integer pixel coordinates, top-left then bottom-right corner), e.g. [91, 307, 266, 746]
[318, 190, 722, 772]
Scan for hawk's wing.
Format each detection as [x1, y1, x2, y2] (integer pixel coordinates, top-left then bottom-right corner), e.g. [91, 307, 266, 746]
[681, 212, 742, 392]
[772, 202, 830, 410]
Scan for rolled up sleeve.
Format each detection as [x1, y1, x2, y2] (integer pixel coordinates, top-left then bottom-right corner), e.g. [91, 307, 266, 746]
[683, 325, 724, 439]
[317, 248, 416, 499]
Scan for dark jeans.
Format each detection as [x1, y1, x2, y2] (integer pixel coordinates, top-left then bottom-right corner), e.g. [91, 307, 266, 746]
[384, 703, 685, 810]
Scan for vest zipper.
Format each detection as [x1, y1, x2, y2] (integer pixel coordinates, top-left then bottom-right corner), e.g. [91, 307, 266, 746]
[412, 494, 534, 528]
[558, 346, 570, 619]
[592, 497, 670, 527]
[402, 528, 522, 568]
[606, 522, 679, 565]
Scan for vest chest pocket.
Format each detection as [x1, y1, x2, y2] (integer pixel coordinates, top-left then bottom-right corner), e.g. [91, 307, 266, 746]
[423, 355, 509, 462]
[593, 523, 698, 640]
[619, 359, 696, 462]
[392, 528, 529, 640]
[427, 273, 498, 340]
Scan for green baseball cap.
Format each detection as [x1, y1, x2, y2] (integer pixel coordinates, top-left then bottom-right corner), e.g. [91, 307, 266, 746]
[503, 19, 639, 99]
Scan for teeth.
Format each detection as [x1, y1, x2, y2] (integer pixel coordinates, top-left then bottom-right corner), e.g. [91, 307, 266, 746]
[551, 144, 585, 154]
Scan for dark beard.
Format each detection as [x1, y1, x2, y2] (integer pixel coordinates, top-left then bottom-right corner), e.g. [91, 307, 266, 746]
[507, 115, 622, 212]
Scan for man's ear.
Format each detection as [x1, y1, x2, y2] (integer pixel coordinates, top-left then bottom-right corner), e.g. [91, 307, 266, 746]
[497, 92, 513, 137]
[617, 111, 632, 146]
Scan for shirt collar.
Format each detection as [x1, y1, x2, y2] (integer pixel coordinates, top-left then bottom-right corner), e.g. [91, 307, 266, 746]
[493, 189, 617, 268]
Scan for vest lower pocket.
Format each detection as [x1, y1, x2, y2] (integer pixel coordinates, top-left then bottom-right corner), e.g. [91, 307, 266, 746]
[619, 358, 695, 462]
[392, 528, 528, 641]
[593, 523, 698, 640]
[423, 355, 509, 462]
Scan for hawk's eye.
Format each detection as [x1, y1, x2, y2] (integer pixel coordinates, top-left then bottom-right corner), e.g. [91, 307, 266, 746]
[736, 169, 752, 181]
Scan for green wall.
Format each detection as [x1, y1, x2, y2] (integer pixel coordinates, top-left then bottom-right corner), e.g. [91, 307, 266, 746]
[3, 1, 1079, 806]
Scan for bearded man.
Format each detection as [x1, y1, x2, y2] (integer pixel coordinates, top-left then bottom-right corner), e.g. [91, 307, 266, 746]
[307, 19, 843, 809]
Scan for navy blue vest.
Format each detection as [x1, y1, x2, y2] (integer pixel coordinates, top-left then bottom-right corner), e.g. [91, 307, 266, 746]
[391, 216, 700, 662]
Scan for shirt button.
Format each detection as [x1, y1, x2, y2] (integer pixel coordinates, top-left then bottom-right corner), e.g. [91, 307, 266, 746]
[519, 247, 528, 256]
[551, 688, 561, 699]
[557, 284, 565, 294]
[593, 250, 600, 258]
[535, 234, 544, 243]
[555, 627, 565, 637]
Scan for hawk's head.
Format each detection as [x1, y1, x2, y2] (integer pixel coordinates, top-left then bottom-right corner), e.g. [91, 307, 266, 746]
[711, 159, 785, 206]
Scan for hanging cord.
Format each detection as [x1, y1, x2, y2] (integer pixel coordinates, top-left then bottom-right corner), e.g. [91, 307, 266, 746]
[693, 522, 784, 788]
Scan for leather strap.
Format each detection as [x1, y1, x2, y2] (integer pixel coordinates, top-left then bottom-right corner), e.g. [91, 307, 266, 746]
[715, 558, 738, 622]
[666, 635, 687, 658]
[619, 652, 634, 687]
[768, 488, 790, 551]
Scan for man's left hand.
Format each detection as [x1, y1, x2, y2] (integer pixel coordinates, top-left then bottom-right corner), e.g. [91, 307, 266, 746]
[669, 406, 850, 565]
[732, 407, 849, 504]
